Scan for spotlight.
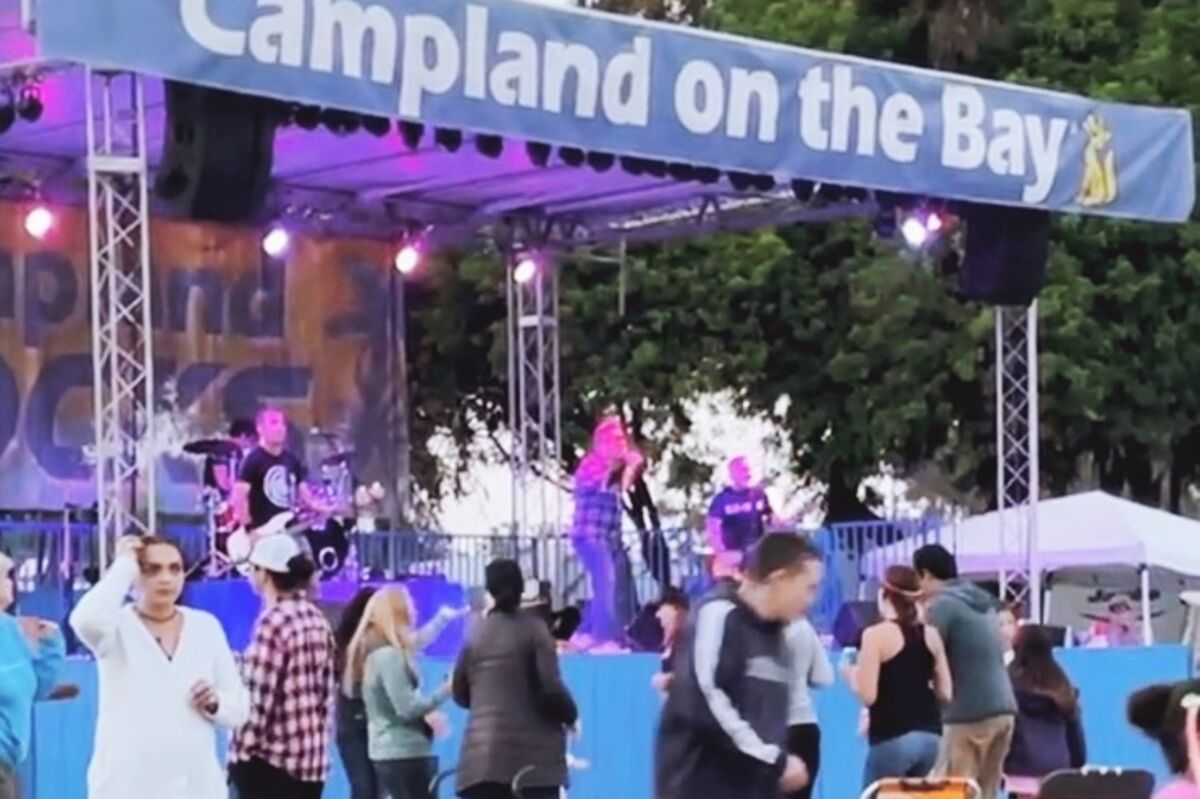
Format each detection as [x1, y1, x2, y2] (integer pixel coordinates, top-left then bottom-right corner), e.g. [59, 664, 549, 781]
[526, 141, 551, 167]
[475, 134, 503, 158]
[16, 86, 42, 123]
[434, 128, 462, 152]
[262, 225, 290, 258]
[293, 105, 321, 130]
[398, 121, 424, 150]
[320, 108, 360, 136]
[559, 147, 585, 167]
[695, 167, 721, 184]
[23, 205, 53, 239]
[513, 256, 539, 285]
[394, 244, 421, 275]
[791, 179, 816, 202]
[361, 115, 391, 137]
[926, 212, 944, 233]
[667, 163, 696, 182]
[900, 216, 930, 248]
[587, 152, 615, 173]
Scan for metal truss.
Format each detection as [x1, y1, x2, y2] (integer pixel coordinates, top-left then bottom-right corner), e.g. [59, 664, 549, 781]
[507, 252, 563, 537]
[86, 69, 156, 569]
[995, 303, 1041, 620]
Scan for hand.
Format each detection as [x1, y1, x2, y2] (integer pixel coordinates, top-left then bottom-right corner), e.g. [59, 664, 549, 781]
[17, 617, 57, 644]
[857, 709, 869, 738]
[114, 535, 143, 562]
[779, 755, 810, 792]
[650, 672, 672, 693]
[189, 680, 219, 716]
[424, 710, 451, 739]
[439, 605, 470, 620]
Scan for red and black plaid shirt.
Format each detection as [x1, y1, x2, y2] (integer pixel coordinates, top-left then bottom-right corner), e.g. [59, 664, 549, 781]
[229, 595, 336, 783]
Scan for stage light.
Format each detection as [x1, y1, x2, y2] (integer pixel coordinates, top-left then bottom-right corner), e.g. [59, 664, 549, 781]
[900, 216, 930, 247]
[16, 86, 42, 122]
[361, 115, 391, 137]
[394, 244, 421, 275]
[293, 105, 321, 130]
[434, 127, 463, 152]
[321, 108, 360, 136]
[262, 226, 290, 258]
[398, 121, 424, 150]
[926, 211, 944, 233]
[475, 134, 503, 158]
[559, 147, 585, 167]
[23, 205, 53, 239]
[526, 141, 551, 167]
[587, 152, 615, 173]
[513, 256, 539, 285]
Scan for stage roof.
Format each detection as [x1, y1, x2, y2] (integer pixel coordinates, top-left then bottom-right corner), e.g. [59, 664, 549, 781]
[0, 0, 1193, 242]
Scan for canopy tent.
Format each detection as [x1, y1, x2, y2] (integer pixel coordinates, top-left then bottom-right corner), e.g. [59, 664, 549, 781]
[865, 491, 1200, 579]
[862, 491, 1200, 645]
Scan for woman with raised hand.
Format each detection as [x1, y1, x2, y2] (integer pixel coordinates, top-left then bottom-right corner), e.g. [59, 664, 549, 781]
[347, 585, 454, 799]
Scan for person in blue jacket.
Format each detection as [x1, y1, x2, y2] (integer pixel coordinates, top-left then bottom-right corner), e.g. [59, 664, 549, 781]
[0, 551, 66, 799]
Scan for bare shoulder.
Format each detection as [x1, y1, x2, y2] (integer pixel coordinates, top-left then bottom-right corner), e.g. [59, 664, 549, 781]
[922, 623, 946, 650]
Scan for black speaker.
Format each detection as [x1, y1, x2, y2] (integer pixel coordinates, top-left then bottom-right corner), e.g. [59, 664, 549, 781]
[832, 600, 880, 648]
[156, 81, 279, 223]
[958, 203, 1051, 306]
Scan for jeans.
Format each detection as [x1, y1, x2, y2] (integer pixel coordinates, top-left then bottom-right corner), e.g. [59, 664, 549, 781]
[375, 756, 437, 799]
[572, 534, 633, 643]
[864, 731, 941, 788]
[338, 730, 378, 799]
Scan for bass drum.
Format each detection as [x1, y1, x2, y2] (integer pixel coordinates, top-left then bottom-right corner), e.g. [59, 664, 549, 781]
[304, 518, 353, 579]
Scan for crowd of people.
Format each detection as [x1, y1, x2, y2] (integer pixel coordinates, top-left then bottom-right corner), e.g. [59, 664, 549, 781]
[0, 410, 1197, 799]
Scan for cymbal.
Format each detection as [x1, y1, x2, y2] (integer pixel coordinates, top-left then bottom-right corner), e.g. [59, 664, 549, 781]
[183, 439, 238, 457]
[320, 450, 355, 467]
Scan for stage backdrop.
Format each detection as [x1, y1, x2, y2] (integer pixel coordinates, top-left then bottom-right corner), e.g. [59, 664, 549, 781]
[0, 201, 409, 515]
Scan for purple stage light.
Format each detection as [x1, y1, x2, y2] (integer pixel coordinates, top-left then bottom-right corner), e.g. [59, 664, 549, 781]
[262, 225, 290, 258]
[513, 256, 539, 284]
[394, 244, 421, 275]
[24, 205, 54, 240]
[900, 216, 929, 248]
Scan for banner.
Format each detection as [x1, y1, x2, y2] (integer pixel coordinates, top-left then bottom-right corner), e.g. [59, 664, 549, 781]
[0, 202, 406, 513]
[35, 0, 1195, 223]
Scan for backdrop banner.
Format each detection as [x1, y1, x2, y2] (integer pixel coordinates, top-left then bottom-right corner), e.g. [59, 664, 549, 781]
[0, 201, 406, 513]
[36, 0, 1195, 222]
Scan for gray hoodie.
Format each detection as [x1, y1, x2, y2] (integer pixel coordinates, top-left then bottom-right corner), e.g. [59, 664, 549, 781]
[926, 580, 1017, 724]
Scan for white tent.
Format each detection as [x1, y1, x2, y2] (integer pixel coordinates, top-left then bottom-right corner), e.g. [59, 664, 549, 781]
[860, 491, 1200, 644]
[863, 490, 1200, 578]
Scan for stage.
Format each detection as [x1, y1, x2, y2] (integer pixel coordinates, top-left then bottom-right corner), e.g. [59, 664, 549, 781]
[20, 646, 1189, 799]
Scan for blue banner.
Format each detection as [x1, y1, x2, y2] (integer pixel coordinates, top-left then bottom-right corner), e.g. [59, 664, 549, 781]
[37, 0, 1195, 222]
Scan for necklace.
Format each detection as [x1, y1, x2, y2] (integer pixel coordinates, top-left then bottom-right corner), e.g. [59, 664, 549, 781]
[136, 608, 179, 625]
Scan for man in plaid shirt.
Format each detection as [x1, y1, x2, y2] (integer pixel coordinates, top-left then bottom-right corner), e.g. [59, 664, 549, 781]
[571, 416, 643, 646]
[229, 535, 336, 799]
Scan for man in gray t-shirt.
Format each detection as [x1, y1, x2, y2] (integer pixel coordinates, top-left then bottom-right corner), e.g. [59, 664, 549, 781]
[784, 618, 833, 799]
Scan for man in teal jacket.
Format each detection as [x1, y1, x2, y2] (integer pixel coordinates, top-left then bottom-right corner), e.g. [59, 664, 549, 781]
[914, 544, 1016, 799]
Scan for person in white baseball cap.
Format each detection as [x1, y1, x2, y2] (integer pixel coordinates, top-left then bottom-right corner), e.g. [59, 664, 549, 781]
[230, 534, 336, 799]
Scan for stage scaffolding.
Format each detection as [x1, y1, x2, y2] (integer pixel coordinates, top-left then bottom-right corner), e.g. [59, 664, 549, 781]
[995, 302, 1041, 620]
[85, 69, 156, 569]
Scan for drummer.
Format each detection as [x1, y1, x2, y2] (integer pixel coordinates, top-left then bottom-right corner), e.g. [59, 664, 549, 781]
[201, 418, 256, 496]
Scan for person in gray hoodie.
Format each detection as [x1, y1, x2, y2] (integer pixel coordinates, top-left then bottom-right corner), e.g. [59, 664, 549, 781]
[913, 544, 1016, 799]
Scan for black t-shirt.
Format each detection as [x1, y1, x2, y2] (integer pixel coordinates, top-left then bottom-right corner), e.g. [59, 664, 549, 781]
[238, 447, 306, 529]
[707, 486, 772, 552]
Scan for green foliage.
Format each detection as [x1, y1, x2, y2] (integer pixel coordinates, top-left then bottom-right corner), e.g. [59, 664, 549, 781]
[405, 0, 1200, 517]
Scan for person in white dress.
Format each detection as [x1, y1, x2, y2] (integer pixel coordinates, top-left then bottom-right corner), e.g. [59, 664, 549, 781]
[70, 535, 249, 799]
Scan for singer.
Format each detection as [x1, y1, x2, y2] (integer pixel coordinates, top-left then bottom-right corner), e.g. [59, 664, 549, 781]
[570, 416, 643, 647]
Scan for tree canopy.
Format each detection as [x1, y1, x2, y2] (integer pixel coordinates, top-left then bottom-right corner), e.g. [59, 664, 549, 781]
[404, 0, 1200, 522]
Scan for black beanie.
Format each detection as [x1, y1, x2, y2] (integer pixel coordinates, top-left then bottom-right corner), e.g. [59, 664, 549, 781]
[485, 558, 523, 612]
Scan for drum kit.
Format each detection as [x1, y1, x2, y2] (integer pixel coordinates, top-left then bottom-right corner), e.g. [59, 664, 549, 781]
[182, 435, 361, 580]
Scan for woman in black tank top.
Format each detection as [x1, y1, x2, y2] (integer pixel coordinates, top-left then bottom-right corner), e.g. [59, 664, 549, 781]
[844, 566, 953, 788]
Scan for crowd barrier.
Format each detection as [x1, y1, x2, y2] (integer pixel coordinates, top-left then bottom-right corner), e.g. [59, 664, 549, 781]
[20, 646, 1188, 799]
[1, 511, 942, 636]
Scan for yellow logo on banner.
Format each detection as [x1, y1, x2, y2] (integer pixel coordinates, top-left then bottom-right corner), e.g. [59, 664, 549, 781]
[1077, 114, 1118, 207]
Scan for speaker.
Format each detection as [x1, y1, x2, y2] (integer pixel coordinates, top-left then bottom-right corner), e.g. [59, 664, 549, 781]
[156, 81, 279, 223]
[832, 600, 880, 648]
[958, 203, 1051, 306]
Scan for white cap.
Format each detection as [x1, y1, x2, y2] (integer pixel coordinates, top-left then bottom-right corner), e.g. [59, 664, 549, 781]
[249, 534, 302, 574]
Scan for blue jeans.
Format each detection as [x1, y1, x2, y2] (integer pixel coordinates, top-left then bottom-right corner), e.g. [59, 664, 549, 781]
[864, 731, 941, 788]
[337, 730, 378, 799]
[572, 534, 633, 643]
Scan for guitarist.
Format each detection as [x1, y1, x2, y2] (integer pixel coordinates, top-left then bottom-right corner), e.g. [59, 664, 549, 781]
[231, 408, 330, 558]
